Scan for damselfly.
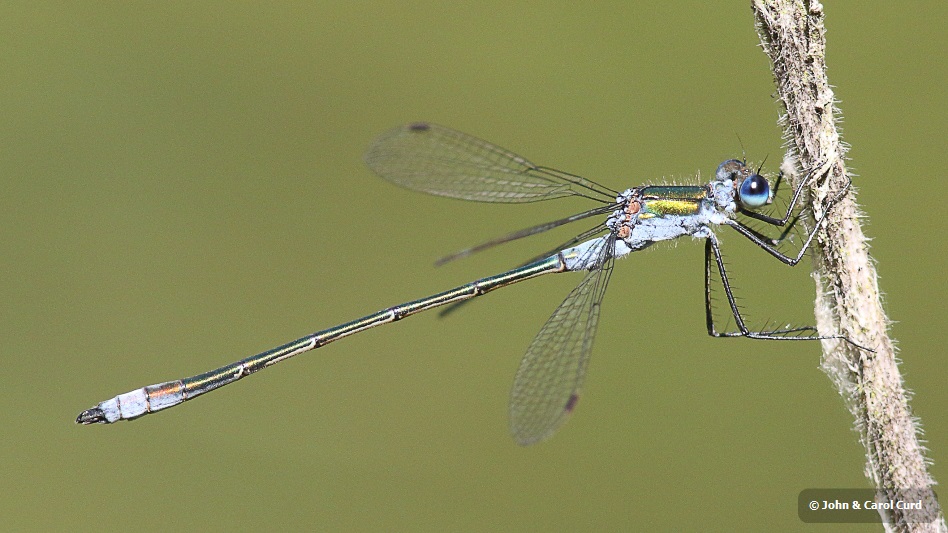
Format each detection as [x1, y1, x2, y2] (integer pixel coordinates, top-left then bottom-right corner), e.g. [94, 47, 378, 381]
[77, 123, 861, 445]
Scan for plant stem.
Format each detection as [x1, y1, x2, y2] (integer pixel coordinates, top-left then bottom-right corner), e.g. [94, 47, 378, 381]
[752, 1, 945, 531]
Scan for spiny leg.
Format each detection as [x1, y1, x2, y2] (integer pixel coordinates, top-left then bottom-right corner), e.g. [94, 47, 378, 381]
[735, 212, 803, 247]
[726, 177, 852, 266]
[703, 234, 838, 342]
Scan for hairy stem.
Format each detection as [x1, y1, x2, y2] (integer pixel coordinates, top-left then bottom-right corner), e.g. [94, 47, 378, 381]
[752, 1, 945, 531]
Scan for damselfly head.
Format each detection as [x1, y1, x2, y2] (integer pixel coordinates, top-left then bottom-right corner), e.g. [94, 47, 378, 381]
[715, 159, 771, 210]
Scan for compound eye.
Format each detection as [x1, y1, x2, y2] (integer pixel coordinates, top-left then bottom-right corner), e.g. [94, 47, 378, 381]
[738, 174, 770, 209]
[716, 159, 745, 181]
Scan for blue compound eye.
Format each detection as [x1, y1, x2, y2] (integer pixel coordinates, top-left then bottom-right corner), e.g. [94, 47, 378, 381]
[738, 174, 770, 209]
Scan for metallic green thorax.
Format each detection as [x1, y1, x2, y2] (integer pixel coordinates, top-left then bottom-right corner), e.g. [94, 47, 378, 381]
[640, 185, 708, 218]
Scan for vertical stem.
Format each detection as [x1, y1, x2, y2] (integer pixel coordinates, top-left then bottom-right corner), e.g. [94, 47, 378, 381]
[752, 1, 945, 531]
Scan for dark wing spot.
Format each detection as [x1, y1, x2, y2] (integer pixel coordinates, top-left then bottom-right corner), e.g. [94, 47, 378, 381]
[408, 122, 431, 132]
[564, 394, 580, 413]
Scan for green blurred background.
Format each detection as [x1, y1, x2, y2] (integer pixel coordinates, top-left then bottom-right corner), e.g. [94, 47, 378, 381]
[2, 2, 944, 531]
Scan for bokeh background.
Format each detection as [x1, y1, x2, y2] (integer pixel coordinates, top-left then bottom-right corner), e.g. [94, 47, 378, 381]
[2, 2, 944, 531]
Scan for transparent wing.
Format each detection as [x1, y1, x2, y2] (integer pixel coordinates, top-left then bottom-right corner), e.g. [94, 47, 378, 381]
[364, 123, 615, 203]
[509, 237, 615, 445]
[435, 205, 615, 266]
